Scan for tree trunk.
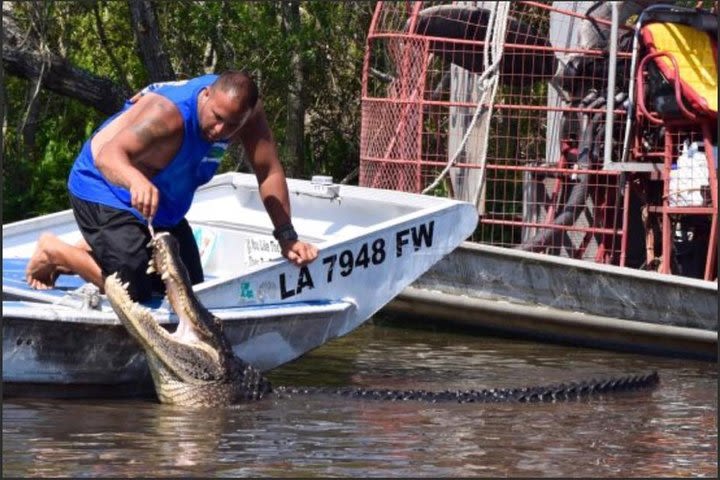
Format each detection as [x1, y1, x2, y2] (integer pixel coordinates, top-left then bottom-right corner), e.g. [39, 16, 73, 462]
[20, 76, 43, 161]
[128, 0, 175, 82]
[2, 2, 127, 115]
[281, 1, 304, 178]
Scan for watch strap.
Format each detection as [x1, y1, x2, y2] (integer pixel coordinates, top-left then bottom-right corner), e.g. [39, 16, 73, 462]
[273, 223, 298, 242]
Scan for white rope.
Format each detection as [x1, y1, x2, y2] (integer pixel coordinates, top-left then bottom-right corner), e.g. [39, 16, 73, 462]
[471, 1, 509, 206]
[422, 2, 510, 196]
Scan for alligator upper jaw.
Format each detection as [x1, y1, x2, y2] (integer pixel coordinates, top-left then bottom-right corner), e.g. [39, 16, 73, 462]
[104, 272, 224, 383]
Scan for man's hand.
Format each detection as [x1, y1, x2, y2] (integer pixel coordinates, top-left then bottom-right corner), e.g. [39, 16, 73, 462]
[280, 239, 318, 266]
[128, 174, 160, 219]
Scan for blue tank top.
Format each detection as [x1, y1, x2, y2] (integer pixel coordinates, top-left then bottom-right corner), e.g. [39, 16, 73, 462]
[68, 74, 228, 227]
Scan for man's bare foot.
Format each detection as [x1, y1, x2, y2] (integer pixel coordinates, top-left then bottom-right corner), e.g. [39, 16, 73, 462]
[25, 233, 64, 290]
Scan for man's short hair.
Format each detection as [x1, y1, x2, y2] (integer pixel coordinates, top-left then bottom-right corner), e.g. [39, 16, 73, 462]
[212, 70, 259, 111]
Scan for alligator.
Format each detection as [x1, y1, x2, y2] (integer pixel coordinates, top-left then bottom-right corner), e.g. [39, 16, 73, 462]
[104, 232, 660, 407]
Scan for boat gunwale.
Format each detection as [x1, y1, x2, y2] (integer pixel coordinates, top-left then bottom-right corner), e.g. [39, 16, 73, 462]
[2, 298, 354, 326]
[457, 241, 718, 292]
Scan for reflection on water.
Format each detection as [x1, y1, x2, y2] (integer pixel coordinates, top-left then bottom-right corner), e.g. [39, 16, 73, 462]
[3, 318, 717, 477]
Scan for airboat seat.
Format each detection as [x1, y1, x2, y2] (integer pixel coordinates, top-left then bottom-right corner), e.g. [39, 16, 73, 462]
[640, 21, 718, 118]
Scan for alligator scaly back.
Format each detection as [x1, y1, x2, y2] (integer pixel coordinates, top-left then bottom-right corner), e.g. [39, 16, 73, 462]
[274, 371, 659, 403]
[105, 232, 660, 407]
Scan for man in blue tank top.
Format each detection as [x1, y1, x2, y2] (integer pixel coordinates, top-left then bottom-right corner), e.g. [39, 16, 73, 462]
[26, 71, 318, 301]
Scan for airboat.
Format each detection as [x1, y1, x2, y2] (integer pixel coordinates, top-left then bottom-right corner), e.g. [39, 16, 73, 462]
[360, 2, 717, 360]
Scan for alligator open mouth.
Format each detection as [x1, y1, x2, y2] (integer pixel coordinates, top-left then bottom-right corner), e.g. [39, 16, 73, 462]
[104, 232, 272, 407]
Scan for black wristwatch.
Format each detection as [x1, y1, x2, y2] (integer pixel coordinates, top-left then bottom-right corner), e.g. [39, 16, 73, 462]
[273, 223, 299, 242]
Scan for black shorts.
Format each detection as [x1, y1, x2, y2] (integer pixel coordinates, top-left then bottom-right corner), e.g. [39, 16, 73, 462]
[70, 194, 204, 302]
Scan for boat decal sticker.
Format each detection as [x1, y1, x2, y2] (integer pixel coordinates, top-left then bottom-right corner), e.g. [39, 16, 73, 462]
[256, 281, 277, 302]
[247, 237, 281, 265]
[240, 282, 254, 300]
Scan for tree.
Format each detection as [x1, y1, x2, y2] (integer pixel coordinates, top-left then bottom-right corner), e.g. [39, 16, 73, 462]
[2, 2, 128, 115]
[281, 0, 304, 177]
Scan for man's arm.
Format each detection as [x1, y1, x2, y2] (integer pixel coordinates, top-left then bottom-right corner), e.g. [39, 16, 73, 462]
[93, 95, 183, 220]
[236, 101, 292, 228]
[235, 101, 318, 266]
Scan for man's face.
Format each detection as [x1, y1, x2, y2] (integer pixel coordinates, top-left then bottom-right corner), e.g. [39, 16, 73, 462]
[198, 87, 250, 142]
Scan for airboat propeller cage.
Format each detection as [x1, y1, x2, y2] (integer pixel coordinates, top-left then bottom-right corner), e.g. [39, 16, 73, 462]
[411, 5, 555, 85]
[359, 1, 717, 281]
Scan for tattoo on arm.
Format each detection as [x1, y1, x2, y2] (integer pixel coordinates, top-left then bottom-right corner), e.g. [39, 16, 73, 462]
[131, 116, 170, 146]
[130, 102, 173, 146]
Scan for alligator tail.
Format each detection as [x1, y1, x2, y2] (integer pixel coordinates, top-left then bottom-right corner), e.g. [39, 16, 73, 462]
[273, 371, 659, 403]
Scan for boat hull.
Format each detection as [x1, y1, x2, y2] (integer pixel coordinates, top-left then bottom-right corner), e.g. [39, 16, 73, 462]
[387, 241, 718, 360]
[2, 299, 354, 398]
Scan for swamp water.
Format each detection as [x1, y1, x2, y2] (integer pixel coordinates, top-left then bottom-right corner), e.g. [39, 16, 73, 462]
[3, 316, 717, 477]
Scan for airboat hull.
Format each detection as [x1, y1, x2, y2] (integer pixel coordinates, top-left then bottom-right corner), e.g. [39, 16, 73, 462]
[2, 173, 478, 397]
[386, 242, 718, 361]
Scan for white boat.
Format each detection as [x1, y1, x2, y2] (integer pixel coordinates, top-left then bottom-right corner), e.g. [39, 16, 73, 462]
[2, 173, 477, 397]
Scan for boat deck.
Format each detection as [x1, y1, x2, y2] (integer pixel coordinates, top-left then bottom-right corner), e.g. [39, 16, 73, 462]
[3, 257, 168, 308]
[4, 257, 86, 296]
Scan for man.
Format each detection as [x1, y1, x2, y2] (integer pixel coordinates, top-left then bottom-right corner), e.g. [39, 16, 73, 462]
[25, 71, 318, 302]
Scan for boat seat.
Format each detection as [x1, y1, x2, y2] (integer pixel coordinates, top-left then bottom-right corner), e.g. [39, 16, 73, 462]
[640, 21, 718, 119]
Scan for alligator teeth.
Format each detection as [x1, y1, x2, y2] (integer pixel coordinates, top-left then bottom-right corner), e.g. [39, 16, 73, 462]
[161, 272, 170, 281]
[122, 281, 130, 291]
[146, 264, 156, 274]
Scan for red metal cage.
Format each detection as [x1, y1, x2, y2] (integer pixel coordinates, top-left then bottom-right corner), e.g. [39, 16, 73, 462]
[359, 1, 717, 280]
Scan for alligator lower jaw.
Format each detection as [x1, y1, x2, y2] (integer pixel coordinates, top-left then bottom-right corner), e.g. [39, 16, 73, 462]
[162, 271, 201, 341]
[153, 378, 239, 407]
[151, 240, 219, 341]
[104, 272, 163, 348]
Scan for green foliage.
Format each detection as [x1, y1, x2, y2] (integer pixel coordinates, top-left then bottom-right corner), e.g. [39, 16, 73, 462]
[3, 0, 137, 222]
[3, 0, 375, 222]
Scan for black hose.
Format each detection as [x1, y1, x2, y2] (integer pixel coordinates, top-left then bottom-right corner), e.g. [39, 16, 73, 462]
[519, 93, 606, 252]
